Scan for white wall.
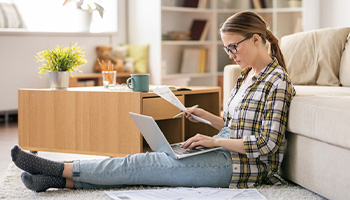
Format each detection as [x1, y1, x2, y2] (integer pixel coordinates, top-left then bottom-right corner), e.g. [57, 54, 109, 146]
[128, 0, 162, 85]
[113, 0, 127, 45]
[304, 0, 350, 31]
[319, 0, 350, 28]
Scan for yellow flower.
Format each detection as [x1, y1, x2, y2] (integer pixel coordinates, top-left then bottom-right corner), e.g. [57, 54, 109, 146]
[36, 43, 87, 77]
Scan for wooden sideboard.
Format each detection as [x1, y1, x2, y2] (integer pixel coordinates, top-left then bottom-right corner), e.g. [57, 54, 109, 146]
[18, 86, 221, 157]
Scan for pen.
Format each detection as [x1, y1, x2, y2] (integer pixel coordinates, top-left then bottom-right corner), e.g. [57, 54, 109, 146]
[172, 105, 198, 119]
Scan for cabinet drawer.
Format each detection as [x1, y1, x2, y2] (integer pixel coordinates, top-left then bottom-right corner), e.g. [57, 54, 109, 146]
[142, 96, 184, 120]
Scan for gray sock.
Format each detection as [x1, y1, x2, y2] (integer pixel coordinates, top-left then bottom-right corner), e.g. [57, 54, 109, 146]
[21, 172, 66, 192]
[11, 145, 64, 177]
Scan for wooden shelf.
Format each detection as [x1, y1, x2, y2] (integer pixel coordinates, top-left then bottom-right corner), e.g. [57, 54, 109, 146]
[276, 7, 303, 13]
[161, 6, 212, 13]
[162, 40, 214, 45]
[69, 72, 132, 87]
[128, 0, 303, 89]
[216, 8, 274, 13]
[164, 73, 214, 79]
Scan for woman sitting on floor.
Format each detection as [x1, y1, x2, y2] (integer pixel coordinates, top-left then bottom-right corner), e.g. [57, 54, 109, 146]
[11, 10, 295, 192]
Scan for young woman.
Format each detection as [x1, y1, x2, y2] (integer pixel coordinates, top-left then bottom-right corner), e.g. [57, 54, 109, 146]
[11, 11, 295, 192]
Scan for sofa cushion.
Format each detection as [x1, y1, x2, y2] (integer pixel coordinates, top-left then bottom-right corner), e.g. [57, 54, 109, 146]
[287, 85, 350, 149]
[340, 34, 350, 86]
[127, 44, 149, 73]
[281, 27, 350, 86]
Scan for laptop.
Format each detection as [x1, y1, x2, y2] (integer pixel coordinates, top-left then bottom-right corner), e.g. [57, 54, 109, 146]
[129, 112, 221, 159]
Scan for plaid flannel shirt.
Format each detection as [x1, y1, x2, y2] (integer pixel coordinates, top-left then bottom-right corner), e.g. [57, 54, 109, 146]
[224, 57, 295, 188]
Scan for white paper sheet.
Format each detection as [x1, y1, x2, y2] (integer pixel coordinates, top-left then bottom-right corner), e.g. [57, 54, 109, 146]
[105, 188, 266, 200]
[152, 86, 211, 125]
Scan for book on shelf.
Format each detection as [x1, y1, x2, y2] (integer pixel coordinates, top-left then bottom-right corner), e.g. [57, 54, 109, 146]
[200, 20, 210, 41]
[198, 48, 207, 73]
[197, 0, 208, 8]
[182, 0, 208, 9]
[181, 48, 200, 74]
[180, 48, 207, 74]
[189, 19, 210, 41]
[183, 0, 199, 8]
[250, 0, 266, 9]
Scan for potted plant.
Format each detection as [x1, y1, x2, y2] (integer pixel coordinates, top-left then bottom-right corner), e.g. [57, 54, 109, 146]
[36, 43, 87, 90]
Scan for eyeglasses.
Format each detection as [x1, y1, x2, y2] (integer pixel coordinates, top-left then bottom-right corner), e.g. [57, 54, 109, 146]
[223, 34, 256, 55]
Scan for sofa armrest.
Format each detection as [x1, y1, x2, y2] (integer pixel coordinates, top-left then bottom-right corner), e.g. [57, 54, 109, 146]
[223, 64, 241, 107]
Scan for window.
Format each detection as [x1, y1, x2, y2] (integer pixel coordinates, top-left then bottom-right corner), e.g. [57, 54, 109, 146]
[2, 0, 117, 33]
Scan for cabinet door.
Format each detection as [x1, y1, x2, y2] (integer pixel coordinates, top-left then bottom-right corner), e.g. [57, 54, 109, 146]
[142, 95, 185, 120]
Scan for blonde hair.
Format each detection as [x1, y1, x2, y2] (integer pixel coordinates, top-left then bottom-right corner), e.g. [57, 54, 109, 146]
[220, 11, 287, 72]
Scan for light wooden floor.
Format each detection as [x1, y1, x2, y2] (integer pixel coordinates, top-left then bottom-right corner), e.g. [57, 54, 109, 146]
[0, 122, 108, 184]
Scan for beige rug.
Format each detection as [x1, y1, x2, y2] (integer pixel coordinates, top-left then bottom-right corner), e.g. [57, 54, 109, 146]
[0, 162, 326, 200]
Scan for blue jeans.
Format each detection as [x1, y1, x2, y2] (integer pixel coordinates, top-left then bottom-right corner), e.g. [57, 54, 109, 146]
[72, 128, 232, 189]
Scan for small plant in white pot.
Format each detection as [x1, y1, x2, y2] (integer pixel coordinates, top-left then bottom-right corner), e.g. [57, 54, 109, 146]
[63, 0, 104, 18]
[63, 0, 105, 32]
[36, 43, 87, 90]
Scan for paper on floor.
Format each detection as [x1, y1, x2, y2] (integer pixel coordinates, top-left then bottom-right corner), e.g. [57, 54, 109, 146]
[105, 187, 266, 200]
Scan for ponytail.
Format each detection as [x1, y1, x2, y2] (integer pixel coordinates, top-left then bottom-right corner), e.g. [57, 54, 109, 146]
[266, 30, 287, 72]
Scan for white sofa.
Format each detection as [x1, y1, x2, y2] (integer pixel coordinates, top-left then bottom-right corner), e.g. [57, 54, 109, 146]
[223, 27, 350, 200]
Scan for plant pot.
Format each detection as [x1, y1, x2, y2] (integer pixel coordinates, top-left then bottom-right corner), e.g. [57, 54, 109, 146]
[75, 9, 92, 32]
[82, 11, 93, 32]
[49, 71, 70, 90]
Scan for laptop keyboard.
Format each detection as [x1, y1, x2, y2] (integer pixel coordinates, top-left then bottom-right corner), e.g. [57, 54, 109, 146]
[171, 144, 209, 155]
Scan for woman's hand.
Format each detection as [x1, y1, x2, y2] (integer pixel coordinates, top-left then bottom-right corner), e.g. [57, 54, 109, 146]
[184, 107, 207, 123]
[180, 133, 219, 149]
[184, 107, 225, 131]
[181, 134, 246, 154]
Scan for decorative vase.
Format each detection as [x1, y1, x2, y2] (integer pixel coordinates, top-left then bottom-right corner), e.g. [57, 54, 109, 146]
[80, 10, 93, 32]
[48, 71, 70, 90]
